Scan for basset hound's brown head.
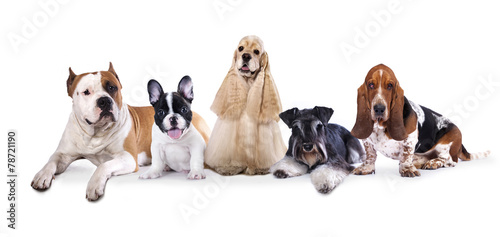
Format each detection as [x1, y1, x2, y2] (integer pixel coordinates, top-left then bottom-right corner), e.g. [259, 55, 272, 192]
[351, 64, 408, 141]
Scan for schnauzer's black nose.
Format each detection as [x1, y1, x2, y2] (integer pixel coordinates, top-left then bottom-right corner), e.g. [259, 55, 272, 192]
[374, 104, 386, 116]
[242, 53, 251, 62]
[303, 143, 314, 152]
[97, 97, 112, 111]
[169, 116, 178, 126]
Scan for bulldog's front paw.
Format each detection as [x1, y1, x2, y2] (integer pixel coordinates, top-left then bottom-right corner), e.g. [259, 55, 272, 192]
[399, 164, 420, 177]
[86, 178, 106, 201]
[187, 169, 206, 180]
[31, 169, 55, 190]
[139, 170, 162, 179]
[352, 163, 375, 175]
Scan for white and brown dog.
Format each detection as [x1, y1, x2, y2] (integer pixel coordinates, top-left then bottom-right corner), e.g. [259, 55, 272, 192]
[351, 64, 490, 177]
[205, 35, 287, 175]
[31, 63, 155, 201]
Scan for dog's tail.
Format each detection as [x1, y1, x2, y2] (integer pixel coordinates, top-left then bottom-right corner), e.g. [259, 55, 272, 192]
[345, 136, 365, 164]
[459, 145, 491, 161]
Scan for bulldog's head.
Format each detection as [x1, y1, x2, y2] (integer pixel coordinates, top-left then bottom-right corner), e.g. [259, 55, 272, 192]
[66, 62, 123, 128]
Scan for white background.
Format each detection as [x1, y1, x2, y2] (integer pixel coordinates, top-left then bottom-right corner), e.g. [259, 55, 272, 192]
[1, 1, 499, 237]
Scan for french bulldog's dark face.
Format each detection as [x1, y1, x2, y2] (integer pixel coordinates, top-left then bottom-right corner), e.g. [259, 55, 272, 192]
[147, 76, 194, 140]
[280, 106, 334, 168]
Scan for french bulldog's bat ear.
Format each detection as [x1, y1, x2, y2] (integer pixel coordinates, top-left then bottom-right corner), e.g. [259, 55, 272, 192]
[66, 67, 77, 97]
[147, 79, 164, 106]
[108, 62, 119, 81]
[178, 75, 194, 103]
[313, 106, 334, 125]
[279, 107, 299, 128]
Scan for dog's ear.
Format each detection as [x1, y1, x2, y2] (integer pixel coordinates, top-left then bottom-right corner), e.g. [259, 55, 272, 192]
[66, 67, 77, 97]
[178, 75, 194, 103]
[313, 106, 334, 125]
[147, 79, 164, 106]
[108, 62, 120, 81]
[279, 107, 299, 128]
[258, 51, 282, 123]
[351, 83, 374, 139]
[387, 81, 407, 141]
[210, 50, 248, 119]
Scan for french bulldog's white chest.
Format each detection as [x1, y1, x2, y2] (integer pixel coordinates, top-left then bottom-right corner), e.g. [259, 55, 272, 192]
[151, 125, 198, 172]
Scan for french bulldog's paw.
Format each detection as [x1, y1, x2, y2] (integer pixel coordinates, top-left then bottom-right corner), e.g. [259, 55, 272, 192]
[139, 170, 162, 179]
[187, 169, 206, 180]
[31, 169, 55, 190]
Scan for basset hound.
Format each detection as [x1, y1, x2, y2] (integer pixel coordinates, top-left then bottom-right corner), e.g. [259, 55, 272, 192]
[351, 64, 490, 177]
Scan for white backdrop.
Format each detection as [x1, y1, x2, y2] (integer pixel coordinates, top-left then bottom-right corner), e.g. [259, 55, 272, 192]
[1, 1, 499, 237]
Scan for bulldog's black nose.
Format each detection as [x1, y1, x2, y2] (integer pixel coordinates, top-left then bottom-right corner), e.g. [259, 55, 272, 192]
[97, 97, 113, 111]
[374, 104, 386, 117]
[169, 116, 178, 126]
[242, 53, 251, 62]
[303, 143, 314, 152]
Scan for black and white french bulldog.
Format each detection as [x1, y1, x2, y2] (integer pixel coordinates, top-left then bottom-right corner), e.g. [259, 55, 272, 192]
[139, 76, 207, 180]
[270, 106, 365, 194]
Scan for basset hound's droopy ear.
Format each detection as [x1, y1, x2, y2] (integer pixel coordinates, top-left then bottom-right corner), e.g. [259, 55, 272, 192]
[258, 51, 282, 122]
[210, 49, 248, 119]
[387, 81, 408, 141]
[351, 83, 374, 139]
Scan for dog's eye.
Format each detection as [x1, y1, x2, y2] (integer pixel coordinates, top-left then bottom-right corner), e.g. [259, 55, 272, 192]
[83, 89, 90, 96]
[368, 83, 375, 89]
[180, 106, 188, 114]
[157, 109, 165, 117]
[316, 123, 324, 131]
[238, 46, 244, 52]
[254, 50, 260, 55]
[108, 85, 118, 92]
[387, 83, 393, 90]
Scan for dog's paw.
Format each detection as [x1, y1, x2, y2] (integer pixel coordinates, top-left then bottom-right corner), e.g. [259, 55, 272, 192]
[273, 170, 290, 179]
[399, 164, 420, 177]
[314, 182, 335, 194]
[85, 178, 106, 201]
[187, 169, 206, 180]
[422, 158, 454, 170]
[352, 164, 375, 175]
[31, 169, 55, 190]
[214, 166, 245, 176]
[139, 170, 162, 179]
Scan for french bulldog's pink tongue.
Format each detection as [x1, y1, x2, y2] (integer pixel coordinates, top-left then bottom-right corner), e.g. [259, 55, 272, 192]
[242, 66, 249, 71]
[167, 128, 182, 139]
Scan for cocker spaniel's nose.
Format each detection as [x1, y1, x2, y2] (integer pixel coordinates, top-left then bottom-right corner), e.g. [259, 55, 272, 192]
[242, 53, 251, 62]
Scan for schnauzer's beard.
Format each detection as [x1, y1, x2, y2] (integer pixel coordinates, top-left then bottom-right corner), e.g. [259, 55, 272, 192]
[293, 140, 328, 169]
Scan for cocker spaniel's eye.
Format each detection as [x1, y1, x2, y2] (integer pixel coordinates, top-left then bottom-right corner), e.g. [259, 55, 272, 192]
[238, 46, 244, 52]
[387, 83, 393, 90]
[254, 49, 260, 55]
[368, 83, 375, 89]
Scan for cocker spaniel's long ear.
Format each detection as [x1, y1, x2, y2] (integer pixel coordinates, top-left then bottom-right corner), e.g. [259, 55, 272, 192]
[258, 51, 282, 122]
[210, 50, 248, 119]
[387, 82, 407, 141]
[351, 83, 374, 139]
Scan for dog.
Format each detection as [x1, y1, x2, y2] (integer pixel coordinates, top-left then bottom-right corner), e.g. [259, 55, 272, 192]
[31, 63, 155, 201]
[270, 106, 364, 194]
[205, 35, 287, 175]
[139, 76, 210, 180]
[351, 64, 491, 177]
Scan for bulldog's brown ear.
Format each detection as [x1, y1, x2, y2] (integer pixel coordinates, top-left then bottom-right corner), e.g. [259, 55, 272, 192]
[108, 62, 119, 81]
[351, 83, 374, 139]
[66, 67, 77, 97]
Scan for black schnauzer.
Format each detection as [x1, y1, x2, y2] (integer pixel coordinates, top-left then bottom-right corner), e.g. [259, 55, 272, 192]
[270, 106, 365, 194]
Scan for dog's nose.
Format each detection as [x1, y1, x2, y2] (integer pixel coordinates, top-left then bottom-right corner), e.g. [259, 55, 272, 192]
[373, 104, 386, 116]
[242, 53, 251, 62]
[97, 97, 113, 111]
[169, 116, 178, 126]
[303, 143, 314, 152]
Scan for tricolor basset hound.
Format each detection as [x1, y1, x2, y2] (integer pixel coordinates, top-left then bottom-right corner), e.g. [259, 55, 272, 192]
[351, 64, 490, 177]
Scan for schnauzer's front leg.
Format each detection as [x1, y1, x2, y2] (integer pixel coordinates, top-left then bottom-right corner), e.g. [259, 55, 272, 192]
[352, 140, 376, 175]
[86, 152, 136, 201]
[311, 164, 349, 194]
[270, 156, 307, 179]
